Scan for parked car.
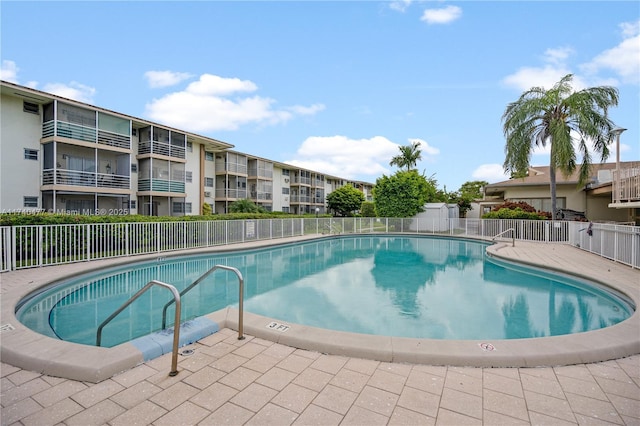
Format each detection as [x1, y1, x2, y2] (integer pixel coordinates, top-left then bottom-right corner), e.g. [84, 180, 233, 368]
[556, 208, 588, 221]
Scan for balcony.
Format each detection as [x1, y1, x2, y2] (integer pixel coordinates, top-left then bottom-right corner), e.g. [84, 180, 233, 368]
[138, 179, 185, 193]
[611, 167, 640, 207]
[43, 169, 130, 189]
[138, 141, 185, 159]
[215, 189, 247, 199]
[43, 120, 95, 143]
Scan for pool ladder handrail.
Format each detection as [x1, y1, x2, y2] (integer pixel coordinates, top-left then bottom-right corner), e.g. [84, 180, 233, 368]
[492, 228, 515, 247]
[96, 280, 182, 376]
[161, 264, 245, 341]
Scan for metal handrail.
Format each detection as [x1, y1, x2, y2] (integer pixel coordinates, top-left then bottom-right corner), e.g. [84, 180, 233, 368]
[161, 265, 245, 341]
[492, 228, 515, 247]
[96, 280, 181, 376]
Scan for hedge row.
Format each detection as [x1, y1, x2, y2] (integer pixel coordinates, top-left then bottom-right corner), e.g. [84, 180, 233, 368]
[0, 212, 325, 227]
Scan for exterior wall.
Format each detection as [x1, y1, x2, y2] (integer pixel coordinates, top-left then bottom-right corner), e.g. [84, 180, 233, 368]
[184, 143, 200, 215]
[502, 185, 584, 212]
[586, 196, 630, 222]
[0, 94, 43, 211]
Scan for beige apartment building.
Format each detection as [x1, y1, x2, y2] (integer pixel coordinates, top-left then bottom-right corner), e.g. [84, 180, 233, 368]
[0, 81, 373, 216]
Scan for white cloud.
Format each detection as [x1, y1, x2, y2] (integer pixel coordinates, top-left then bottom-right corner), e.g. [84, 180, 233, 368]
[285, 136, 440, 180]
[144, 70, 193, 88]
[505, 20, 640, 91]
[542, 47, 574, 66]
[408, 138, 440, 156]
[421, 5, 462, 25]
[285, 135, 402, 179]
[42, 82, 96, 103]
[144, 73, 324, 132]
[502, 48, 588, 91]
[472, 164, 510, 183]
[286, 104, 326, 115]
[389, 0, 412, 12]
[0, 60, 19, 83]
[581, 21, 640, 85]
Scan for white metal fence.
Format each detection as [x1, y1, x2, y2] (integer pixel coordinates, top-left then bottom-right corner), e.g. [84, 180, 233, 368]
[1, 218, 637, 272]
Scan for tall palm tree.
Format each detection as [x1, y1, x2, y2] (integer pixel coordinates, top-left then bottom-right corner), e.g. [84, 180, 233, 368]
[502, 74, 619, 220]
[390, 140, 422, 171]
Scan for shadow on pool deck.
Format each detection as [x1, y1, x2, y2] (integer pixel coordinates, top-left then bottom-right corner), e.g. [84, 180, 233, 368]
[0, 237, 638, 383]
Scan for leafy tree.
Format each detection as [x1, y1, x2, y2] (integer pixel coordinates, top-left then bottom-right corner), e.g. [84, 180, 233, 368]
[228, 199, 265, 213]
[459, 180, 488, 200]
[389, 140, 422, 171]
[502, 74, 619, 220]
[373, 170, 437, 217]
[360, 201, 376, 217]
[326, 185, 365, 216]
[201, 203, 212, 215]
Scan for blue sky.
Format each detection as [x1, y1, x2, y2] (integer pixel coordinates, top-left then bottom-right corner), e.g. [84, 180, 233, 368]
[2, 1, 638, 192]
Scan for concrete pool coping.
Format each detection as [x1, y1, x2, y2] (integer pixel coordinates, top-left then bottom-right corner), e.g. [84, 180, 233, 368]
[1, 235, 638, 383]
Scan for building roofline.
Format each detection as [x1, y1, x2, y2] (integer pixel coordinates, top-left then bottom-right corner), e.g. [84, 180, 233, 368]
[1, 80, 234, 151]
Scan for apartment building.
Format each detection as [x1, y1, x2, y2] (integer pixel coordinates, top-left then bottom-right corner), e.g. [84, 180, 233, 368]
[0, 81, 373, 216]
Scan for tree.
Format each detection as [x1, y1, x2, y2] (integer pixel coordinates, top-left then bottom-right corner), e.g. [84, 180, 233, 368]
[229, 199, 265, 213]
[360, 201, 376, 217]
[502, 74, 619, 220]
[373, 170, 437, 217]
[459, 180, 488, 200]
[389, 140, 422, 171]
[326, 185, 365, 216]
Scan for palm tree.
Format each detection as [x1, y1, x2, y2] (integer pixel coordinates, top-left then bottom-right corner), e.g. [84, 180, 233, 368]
[390, 140, 422, 171]
[502, 74, 619, 220]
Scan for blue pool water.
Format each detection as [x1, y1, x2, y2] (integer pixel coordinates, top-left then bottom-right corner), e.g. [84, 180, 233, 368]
[17, 236, 633, 347]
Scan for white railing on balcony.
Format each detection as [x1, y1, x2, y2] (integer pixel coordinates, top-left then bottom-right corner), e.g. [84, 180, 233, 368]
[97, 129, 130, 149]
[1, 218, 637, 272]
[214, 189, 247, 199]
[138, 141, 186, 159]
[612, 167, 640, 203]
[43, 169, 130, 189]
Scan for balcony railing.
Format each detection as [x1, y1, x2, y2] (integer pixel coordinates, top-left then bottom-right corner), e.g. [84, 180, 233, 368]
[42, 169, 130, 189]
[138, 179, 185, 193]
[612, 167, 640, 203]
[43, 121, 96, 143]
[98, 129, 130, 149]
[215, 189, 247, 199]
[138, 141, 186, 159]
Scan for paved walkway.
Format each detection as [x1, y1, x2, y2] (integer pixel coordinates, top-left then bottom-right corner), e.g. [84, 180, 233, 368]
[1, 240, 639, 425]
[2, 330, 639, 425]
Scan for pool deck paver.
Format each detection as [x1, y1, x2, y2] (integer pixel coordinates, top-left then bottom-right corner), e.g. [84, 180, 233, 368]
[1, 240, 640, 425]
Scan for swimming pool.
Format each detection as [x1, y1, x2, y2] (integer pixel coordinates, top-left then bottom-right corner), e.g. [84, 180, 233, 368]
[16, 235, 633, 348]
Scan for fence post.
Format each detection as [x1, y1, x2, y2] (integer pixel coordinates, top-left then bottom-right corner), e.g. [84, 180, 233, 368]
[86, 224, 91, 261]
[11, 226, 16, 271]
[38, 225, 43, 267]
[157, 222, 161, 253]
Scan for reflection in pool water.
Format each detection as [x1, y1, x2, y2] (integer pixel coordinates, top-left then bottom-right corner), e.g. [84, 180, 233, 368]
[17, 236, 633, 347]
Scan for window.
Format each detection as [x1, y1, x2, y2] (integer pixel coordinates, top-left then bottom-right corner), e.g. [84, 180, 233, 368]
[282, 169, 290, 176]
[205, 152, 214, 161]
[204, 177, 214, 187]
[282, 187, 290, 195]
[130, 200, 137, 209]
[185, 171, 193, 183]
[131, 163, 138, 173]
[23, 101, 39, 114]
[23, 196, 38, 207]
[24, 149, 38, 160]
[187, 142, 193, 152]
[282, 207, 290, 213]
[172, 202, 192, 214]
